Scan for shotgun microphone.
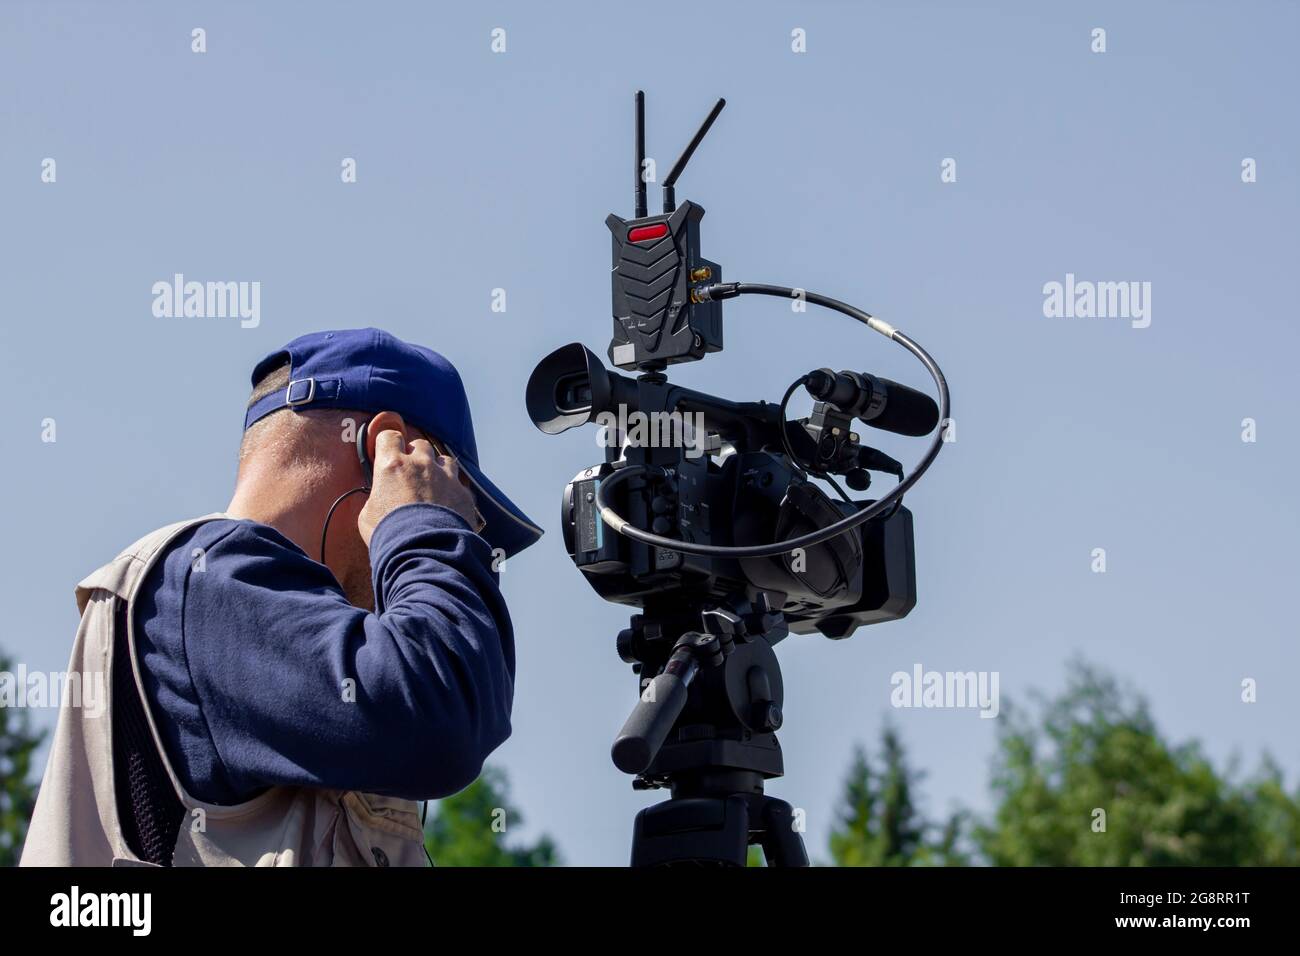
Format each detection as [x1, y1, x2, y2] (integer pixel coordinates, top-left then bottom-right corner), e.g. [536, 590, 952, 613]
[805, 368, 941, 437]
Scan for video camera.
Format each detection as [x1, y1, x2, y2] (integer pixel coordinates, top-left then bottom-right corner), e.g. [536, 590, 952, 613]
[526, 342, 921, 639]
[524, 93, 950, 866]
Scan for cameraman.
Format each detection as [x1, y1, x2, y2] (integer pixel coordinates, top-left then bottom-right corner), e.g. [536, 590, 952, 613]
[22, 328, 541, 867]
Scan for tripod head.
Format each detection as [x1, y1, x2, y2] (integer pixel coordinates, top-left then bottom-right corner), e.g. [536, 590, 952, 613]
[611, 597, 786, 780]
[611, 597, 808, 867]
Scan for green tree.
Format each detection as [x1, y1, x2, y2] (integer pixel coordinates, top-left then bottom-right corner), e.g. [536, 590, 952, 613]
[829, 724, 968, 866]
[0, 653, 45, 867]
[1243, 756, 1300, 865]
[424, 765, 560, 866]
[974, 659, 1299, 866]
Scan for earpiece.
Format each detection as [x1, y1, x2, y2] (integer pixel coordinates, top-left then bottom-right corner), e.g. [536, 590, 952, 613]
[356, 419, 373, 489]
[321, 420, 375, 563]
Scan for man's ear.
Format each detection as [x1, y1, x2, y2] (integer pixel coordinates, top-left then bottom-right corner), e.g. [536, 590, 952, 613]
[363, 410, 408, 465]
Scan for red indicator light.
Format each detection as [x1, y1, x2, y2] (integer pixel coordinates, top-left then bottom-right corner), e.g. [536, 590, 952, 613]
[628, 223, 669, 243]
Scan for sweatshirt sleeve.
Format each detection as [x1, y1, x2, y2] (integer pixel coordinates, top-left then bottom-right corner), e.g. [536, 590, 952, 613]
[177, 503, 514, 802]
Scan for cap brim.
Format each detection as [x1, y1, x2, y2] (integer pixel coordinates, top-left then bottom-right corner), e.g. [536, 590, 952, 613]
[459, 461, 544, 558]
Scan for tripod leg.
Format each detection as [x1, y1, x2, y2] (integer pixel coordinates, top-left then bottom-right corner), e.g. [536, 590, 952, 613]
[630, 796, 751, 867]
[756, 797, 810, 867]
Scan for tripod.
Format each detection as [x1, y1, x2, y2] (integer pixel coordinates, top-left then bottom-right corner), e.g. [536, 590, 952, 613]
[611, 600, 810, 867]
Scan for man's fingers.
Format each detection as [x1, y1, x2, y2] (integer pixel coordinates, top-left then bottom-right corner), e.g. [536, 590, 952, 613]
[373, 428, 406, 460]
[414, 436, 459, 475]
[360, 426, 485, 540]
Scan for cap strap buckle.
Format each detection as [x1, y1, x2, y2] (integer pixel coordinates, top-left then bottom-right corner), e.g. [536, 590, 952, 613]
[286, 378, 317, 407]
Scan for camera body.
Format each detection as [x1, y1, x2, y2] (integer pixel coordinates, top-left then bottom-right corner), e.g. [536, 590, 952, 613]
[561, 448, 916, 640]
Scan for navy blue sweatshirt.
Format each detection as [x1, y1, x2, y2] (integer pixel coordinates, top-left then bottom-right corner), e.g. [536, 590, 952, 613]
[132, 503, 514, 805]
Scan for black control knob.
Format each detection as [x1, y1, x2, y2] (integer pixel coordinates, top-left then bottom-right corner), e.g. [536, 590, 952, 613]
[846, 468, 871, 491]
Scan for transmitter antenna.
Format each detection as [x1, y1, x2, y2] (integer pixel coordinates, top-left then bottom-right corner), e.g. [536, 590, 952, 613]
[662, 97, 726, 213]
[634, 91, 648, 218]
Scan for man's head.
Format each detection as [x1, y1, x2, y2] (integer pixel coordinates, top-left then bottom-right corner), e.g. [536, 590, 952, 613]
[230, 329, 542, 608]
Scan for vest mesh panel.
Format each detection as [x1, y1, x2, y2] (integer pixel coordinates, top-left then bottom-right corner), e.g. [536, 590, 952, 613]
[112, 599, 185, 866]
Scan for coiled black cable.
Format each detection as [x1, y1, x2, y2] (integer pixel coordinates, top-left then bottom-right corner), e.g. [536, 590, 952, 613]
[593, 282, 950, 559]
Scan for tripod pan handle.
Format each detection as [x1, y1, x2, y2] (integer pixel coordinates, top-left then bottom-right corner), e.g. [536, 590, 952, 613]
[611, 654, 698, 774]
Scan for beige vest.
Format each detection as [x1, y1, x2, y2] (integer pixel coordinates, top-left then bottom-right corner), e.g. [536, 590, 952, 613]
[20, 515, 428, 867]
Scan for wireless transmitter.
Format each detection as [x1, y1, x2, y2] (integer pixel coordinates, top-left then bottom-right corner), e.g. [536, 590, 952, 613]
[606, 92, 726, 371]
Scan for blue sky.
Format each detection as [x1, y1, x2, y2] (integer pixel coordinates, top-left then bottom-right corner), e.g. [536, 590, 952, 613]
[2, 0, 1297, 864]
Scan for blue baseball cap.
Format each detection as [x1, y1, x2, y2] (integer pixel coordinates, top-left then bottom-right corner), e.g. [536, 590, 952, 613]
[244, 328, 543, 557]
